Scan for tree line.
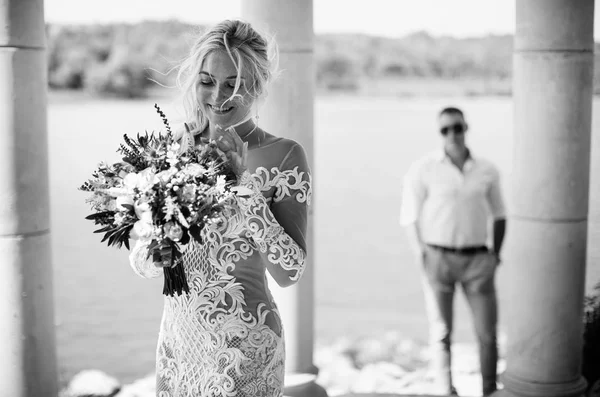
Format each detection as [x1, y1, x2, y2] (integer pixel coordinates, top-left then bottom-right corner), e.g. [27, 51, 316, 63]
[46, 20, 600, 98]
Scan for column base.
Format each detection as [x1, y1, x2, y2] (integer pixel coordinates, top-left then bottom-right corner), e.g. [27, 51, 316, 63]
[491, 372, 587, 397]
[284, 373, 328, 397]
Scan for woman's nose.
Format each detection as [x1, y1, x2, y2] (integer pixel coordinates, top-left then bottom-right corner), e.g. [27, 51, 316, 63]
[212, 85, 227, 103]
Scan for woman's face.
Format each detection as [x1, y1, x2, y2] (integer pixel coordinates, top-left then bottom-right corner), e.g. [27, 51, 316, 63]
[198, 51, 254, 130]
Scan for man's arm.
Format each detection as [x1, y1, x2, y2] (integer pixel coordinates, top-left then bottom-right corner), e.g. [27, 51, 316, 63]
[400, 162, 427, 261]
[492, 218, 506, 260]
[488, 165, 507, 262]
[404, 222, 426, 262]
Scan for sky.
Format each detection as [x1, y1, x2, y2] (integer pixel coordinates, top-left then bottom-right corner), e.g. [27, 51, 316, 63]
[44, 0, 599, 39]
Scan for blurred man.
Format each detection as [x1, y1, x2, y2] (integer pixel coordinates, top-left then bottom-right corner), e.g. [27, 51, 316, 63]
[399, 107, 506, 396]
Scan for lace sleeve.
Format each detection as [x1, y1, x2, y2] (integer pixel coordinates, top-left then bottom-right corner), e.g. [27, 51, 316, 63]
[236, 143, 312, 285]
[128, 239, 163, 279]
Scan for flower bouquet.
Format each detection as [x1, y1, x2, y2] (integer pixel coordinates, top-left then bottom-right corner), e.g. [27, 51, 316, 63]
[79, 104, 239, 296]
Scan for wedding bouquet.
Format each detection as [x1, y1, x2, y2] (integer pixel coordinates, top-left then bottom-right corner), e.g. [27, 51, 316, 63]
[80, 104, 239, 296]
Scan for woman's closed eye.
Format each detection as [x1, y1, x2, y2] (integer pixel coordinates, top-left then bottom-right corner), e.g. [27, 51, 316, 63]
[199, 78, 240, 88]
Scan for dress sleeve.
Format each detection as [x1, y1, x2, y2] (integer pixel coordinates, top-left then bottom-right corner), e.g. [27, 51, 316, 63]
[236, 143, 312, 284]
[128, 239, 163, 279]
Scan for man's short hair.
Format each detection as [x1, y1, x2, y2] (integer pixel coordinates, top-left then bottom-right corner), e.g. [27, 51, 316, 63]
[439, 107, 464, 119]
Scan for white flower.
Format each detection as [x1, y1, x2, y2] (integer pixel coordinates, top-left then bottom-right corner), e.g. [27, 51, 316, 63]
[181, 184, 196, 202]
[105, 187, 128, 197]
[164, 221, 183, 241]
[131, 220, 154, 240]
[162, 196, 178, 222]
[215, 175, 227, 194]
[114, 212, 125, 225]
[115, 195, 134, 211]
[134, 201, 153, 224]
[123, 167, 157, 193]
[155, 168, 178, 185]
[106, 200, 117, 212]
[166, 144, 180, 166]
[182, 163, 206, 177]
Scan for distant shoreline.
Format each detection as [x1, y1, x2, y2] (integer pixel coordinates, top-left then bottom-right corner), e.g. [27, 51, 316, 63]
[48, 77, 514, 104]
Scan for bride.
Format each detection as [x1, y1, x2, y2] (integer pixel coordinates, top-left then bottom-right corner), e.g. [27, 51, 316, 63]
[128, 19, 312, 397]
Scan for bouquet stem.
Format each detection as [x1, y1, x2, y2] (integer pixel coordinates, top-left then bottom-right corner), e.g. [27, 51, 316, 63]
[161, 242, 190, 297]
[163, 263, 190, 296]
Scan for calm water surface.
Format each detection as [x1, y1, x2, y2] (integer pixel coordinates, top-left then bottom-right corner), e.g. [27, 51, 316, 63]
[48, 93, 600, 383]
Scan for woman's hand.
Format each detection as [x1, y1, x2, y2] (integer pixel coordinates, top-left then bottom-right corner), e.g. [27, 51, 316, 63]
[151, 243, 175, 268]
[212, 126, 249, 179]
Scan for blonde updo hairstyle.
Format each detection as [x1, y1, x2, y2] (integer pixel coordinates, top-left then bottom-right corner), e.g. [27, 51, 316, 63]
[176, 19, 278, 137]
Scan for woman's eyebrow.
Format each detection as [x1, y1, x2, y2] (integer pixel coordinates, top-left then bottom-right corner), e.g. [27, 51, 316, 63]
[199, 71, 245, 80]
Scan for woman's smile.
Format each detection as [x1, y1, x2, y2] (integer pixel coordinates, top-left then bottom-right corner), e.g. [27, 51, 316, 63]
[208, 103, 234, 114]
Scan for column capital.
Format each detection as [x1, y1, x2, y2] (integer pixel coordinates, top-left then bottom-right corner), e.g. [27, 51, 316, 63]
[0, 0, 46, 48]
[516, 0, 594, 52]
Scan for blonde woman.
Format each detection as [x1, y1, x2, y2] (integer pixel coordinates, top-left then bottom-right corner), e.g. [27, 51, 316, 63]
[128, 20, 311, 397]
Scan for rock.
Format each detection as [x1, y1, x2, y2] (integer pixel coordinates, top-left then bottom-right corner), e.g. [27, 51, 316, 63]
[114, 374, 155, 397]
[316, 352, 359, 394]
[351, 335, 399, 368]
[65, 370, 120, 397]
[350, 362, 409, 394]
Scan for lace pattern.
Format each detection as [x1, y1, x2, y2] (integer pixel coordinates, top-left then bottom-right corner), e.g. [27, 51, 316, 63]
[237, 167, 312, 282]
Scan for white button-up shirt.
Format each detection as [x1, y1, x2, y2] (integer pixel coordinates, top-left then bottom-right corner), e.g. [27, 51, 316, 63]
[399, 150, 506, 248]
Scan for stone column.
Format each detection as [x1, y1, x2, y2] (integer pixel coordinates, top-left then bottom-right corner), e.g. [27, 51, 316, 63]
[497, 1, 594, 396]
[241, 2, 325, 397]
[0, 1, 58, 397]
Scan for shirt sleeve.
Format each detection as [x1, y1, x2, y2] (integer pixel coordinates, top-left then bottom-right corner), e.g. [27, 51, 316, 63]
[487, 167, 506, 219]
[399, 162, 427, 226]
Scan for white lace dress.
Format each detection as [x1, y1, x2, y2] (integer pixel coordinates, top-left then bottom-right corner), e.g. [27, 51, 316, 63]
[128, 139, 311, 397]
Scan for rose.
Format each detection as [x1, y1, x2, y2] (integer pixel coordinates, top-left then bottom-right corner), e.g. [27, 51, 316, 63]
[164, 221, 183, 241]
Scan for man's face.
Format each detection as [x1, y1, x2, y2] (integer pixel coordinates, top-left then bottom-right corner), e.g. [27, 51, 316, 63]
[439, 112, 467, 149]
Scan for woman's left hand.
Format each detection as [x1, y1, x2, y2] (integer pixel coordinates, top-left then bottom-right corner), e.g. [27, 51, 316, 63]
[212, 126, 248, 179]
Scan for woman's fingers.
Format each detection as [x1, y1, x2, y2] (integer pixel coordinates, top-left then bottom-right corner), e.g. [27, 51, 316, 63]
[153, 245, 173, 268]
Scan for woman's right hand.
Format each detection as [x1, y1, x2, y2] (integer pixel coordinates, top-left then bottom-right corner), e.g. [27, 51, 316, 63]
[151, 243, 174, 268]
[212, 126, 248, 179]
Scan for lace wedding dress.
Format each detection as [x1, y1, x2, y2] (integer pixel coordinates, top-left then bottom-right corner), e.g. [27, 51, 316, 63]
[128, 139, 311, 397]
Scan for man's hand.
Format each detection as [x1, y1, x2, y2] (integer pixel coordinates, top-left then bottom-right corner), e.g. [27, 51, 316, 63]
[489, 249, 501, 266]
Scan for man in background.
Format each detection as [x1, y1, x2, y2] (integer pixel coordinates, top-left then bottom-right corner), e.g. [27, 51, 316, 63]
[399, 107, 506, 396]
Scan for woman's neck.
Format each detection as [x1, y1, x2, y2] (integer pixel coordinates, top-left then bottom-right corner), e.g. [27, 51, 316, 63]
[207, 119, 257, 141]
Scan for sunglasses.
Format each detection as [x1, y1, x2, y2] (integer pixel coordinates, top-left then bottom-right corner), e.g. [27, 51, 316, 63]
[440, 123, 465, 135]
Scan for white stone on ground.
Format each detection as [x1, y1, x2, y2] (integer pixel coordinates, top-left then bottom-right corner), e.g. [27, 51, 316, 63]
[63, 332, 507, 397]
[65, 369, 120, 397]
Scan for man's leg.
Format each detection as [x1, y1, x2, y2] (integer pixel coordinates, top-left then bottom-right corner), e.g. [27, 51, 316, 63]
[421, 247, 457, 394]
[461, 252, 499, 396]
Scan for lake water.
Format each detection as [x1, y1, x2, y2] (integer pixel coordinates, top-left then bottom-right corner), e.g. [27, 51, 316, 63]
[48, 93, 600, 384]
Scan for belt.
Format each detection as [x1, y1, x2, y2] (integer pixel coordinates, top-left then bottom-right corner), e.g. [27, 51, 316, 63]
[426, 244, 489, 255]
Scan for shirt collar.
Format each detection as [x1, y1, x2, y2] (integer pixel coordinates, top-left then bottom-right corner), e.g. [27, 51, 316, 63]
[438, 147, 475, 163]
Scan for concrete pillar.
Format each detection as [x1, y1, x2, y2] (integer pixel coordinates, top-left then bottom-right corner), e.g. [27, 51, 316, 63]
[497, 1, 594, 396]
[0, 1, 58, 397]
[241, 2, 325, 396]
